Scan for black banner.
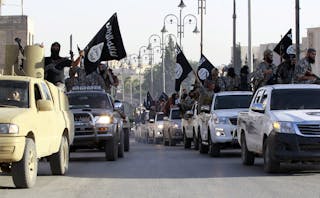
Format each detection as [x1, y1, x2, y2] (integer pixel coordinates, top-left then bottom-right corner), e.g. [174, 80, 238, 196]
[197, 54, 215, 84]
[175, 45, 193, 92]
[84, 13, 127, 74]
[273, 29, 293, 59]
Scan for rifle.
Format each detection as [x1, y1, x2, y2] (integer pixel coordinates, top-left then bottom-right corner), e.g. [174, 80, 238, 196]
[69, 34, 74, 60]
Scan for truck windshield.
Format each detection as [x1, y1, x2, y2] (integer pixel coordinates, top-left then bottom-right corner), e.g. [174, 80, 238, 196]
[156, 114, 164, 121]
[271, 89, 320, 110]
[171, 110, 181, 119]
[0, 80, 29, 108]
[214, 95, 252, 110]
[68, 93, 112, 109]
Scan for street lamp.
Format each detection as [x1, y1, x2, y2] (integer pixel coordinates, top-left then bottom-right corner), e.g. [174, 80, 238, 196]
[138, 46, 148, 106]
[147, 34, 162, 96]
[162, 1, 200, 50]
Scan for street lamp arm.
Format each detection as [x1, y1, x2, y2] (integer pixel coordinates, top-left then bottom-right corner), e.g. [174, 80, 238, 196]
[183, 14, 198, 27]
[148, 34, 161, 45]
[163, 13, 179, 25]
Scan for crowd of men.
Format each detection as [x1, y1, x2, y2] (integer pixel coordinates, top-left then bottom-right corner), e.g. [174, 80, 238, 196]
[43, 41, 318, 119]
[146, 47, 318, 119]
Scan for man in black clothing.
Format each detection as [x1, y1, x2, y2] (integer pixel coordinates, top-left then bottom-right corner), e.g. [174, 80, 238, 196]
[45, 42, 82, 87]
[276, 54, 296, 84]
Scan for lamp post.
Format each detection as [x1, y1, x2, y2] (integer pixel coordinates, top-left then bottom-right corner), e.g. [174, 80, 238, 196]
[148, 34, 161, 96]
[198, 0, 206, 54]
[162, 0, 200, 50]
[138, 46, 148, 106]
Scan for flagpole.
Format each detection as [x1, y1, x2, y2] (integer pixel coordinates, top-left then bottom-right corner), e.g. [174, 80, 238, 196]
[295, 0, 300, 61]
[248, 0, 253, 72]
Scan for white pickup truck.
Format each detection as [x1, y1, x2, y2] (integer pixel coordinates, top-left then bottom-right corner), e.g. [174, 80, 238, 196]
[207, 91, 252, 157]
[237, 84, 320, 173]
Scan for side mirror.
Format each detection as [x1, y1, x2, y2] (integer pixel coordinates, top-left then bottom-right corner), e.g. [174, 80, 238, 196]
[114, 102, 123, 111]
[149, 119, 155, 123]
[251, 103, 265, 113]
[37, 100, 53, 111]
[200, 105, 210, 113]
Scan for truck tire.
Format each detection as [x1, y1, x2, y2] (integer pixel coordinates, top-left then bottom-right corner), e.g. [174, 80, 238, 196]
[241, 133, 255, 165]
[193, 132, 199, 150]
[183, 132, 191, 149]
[12, 138, 38, 188]
[263, 139, 280, 173]
[169, 137, 176, 146]
[209, 137, 220, 157]
[49, 135, 69, 175]
[124, 128, 130, 152]
[118, 131, 124, 158]
[199, 135, 208, 154]
[105, 137, 118, 161]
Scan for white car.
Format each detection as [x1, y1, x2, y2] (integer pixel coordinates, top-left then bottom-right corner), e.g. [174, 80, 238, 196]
[207, 91, 252, 157]
[182, 103, 200, 149]
[148, 112, 165, 144]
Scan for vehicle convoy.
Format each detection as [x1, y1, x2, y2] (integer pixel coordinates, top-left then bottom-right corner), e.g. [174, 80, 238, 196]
[163, 107, 183, 146]
[0, 75, 74, 188]
[237, 84, 320, 173]
[147, 112, 165, 144]
[206, 91, 252, 156]
[67, 86, 124, 161]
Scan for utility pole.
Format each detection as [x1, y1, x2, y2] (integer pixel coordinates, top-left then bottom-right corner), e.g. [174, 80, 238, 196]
[233, 0, 237, 72]
[295, 0, 300, 61]
[248, 0, 253, 72]
[198, 0, 206, 54]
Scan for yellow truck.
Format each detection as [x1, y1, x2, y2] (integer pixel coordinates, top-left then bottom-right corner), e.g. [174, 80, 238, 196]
[0, 75, 74, 188]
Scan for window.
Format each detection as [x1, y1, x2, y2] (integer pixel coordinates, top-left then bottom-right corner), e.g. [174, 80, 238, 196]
[41, 83, 52, 100]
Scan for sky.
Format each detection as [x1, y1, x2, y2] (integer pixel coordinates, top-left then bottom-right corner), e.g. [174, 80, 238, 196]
[2, 0, 320, 66]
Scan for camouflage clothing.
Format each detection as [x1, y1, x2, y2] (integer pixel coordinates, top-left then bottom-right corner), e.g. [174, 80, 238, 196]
[253, 61, 277, 89]
[294, 57, 315, 84]
[211, 76, 226, 92]
[196, 84, 214, 112]
[225, 75, 240, 91]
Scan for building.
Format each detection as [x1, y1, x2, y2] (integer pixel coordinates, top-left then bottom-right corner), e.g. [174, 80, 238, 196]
[0, 15, 34, 72]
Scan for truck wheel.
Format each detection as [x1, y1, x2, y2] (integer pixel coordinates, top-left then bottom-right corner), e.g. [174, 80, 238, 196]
[199, 135, 208, 154]
[118, 131, 124, 158]
[193, 133, 199, 150]
[183, 133, 191, 149]
[209, 137, 220, 157]
[263, 139, 280, 173]
[49, 135, 69, 175]
[105, 137, 118, 161]
[124, 128, 130, 152]
[12, 138, 38, 188]
[241, 133, 255, 165]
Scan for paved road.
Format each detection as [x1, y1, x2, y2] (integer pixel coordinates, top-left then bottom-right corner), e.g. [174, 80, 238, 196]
[1, 140, 320, 198]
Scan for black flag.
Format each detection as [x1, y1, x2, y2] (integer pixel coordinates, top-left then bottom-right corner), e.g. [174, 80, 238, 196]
[158, 92, 169, 101]
[273, 29, 293, 60]
[144, 91, 154, 110]
[84, 13, 127, 74]
[175, 45, 193, 92]
[197, 54, 215, 84]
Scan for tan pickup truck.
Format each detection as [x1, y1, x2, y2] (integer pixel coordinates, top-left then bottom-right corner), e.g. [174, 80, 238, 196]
[0, 75, 74, 188]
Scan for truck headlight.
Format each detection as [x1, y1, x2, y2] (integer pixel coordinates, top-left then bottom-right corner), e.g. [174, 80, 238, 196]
[174, 124, 179, 129]
[95, 116, 112, 124]
[157, 124, 163, 129]
[214, 117, 229, 125]
[0, 124, 19, 134]
[273, 122, 295, 134]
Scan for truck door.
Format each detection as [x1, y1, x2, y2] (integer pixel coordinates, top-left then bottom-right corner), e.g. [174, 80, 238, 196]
[247, 89, 266, 152]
